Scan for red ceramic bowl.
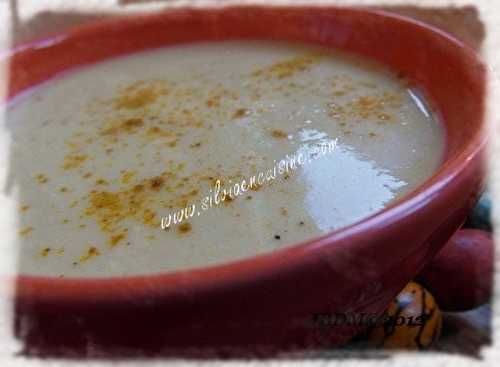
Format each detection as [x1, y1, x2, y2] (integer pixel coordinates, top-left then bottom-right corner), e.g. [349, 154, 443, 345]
[7, 6, 486, 357]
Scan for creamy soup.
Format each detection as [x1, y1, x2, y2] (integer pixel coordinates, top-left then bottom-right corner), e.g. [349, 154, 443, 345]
[0, 41, 444, 277]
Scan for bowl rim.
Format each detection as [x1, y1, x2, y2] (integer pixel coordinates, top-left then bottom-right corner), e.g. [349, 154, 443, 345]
[7, 5, 486, 301]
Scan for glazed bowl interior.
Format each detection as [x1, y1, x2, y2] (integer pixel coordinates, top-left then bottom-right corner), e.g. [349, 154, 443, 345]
[7, 6, 486, 297]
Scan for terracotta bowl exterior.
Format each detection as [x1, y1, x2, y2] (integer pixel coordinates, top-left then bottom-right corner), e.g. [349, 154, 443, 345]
[4, 6, 486, 357]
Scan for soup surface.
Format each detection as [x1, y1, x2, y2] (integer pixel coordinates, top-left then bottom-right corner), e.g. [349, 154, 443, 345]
[0, 41, 444, 277]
